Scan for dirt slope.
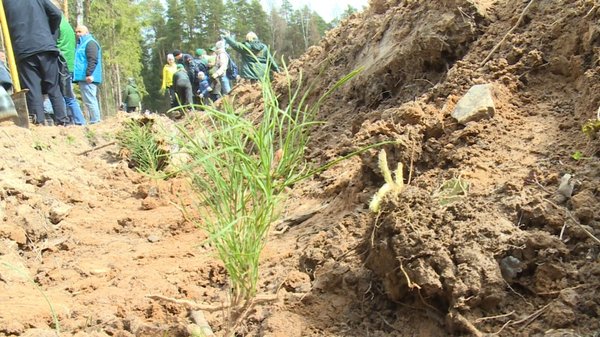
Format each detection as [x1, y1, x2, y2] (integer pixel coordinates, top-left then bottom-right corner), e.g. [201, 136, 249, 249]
[1, 0, 600, 336]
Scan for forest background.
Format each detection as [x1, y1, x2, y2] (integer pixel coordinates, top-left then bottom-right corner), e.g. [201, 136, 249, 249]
[52, 0, 360, 113]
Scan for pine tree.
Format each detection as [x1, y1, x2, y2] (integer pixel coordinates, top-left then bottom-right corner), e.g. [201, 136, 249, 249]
[118, 0, 334, 111]
[165, 0, 185, 53]
[203, 0, 226, 44]
[139, 0, 172, 111]
[87, 0, 144, 116]
[248, 0, 270, 43]
[181, 0, 201, 52]
[268, 7, 287, 59]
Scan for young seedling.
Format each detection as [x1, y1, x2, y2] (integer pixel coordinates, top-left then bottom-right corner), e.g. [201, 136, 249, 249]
[115, 118, 169, 176]
[369, 149, 405, 213]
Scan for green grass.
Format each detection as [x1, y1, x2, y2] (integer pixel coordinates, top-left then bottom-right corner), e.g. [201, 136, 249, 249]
[65, 134, 76, 145]
[116, 118, 169, 176]
[174, 64, 361, 308]
[32, 139, 50, 151]
[84, 127, 98, 147]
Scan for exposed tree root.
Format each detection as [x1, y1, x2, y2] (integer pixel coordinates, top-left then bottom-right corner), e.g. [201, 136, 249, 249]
[447, 311, 483, 337]
[544, 198, 600, 245]
[189, 310, 215, 337]
[147, 291, 308, 336]
[78, 141, 117, 156]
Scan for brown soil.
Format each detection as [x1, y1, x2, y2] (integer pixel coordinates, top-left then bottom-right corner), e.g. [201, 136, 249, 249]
[2, 0, 600, 336]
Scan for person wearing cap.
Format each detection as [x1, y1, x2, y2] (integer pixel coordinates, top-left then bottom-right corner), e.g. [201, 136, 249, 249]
[192, 49, 209, 104]
[172, 64, 193, 108]
[173, 49, 192, 66]
[161, 54, 177, 107]
[194, 48, 209, 75]
[212, 40, 231, 95]
[222, 31, 279, 83]
[196, 71, 212, 105]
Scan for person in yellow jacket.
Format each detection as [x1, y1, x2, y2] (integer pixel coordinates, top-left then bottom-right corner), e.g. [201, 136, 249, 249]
[161, 53, 177, 107]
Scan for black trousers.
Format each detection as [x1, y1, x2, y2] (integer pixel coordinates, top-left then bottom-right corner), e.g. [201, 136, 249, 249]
[18, 51, 68, 124]
[174, 84, 193, 107]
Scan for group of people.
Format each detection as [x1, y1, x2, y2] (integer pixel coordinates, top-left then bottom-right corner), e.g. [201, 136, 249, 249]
[161, 31, 280, 109]
[2, 0, 103, 126]
[2, 0, 282, 126]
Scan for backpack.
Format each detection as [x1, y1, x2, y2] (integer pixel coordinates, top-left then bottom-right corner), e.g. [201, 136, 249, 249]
[226, 53, 239, 80]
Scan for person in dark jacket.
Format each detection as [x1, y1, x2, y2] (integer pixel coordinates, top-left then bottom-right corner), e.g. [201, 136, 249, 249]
[122, 78, 141, 113]
[192, 49, 209, 104]
[222, 31, 279, 83]
[74, 25, 102, 124]
[3, 0, 69, 125]
[173, 49, 193, 66]
[194, 48, 209, 75]
[183, 54, 200, 103]
[172, 64, 193, 108]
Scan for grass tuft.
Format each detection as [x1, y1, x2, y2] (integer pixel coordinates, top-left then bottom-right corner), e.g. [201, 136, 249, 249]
[173, 63, 360, 308]
[116, 118, 169, 176]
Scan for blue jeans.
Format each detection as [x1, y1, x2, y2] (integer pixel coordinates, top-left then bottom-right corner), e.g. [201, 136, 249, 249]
[220, 76, 231, 95]
[65, 96, 86, 125]
[79, 82, 101, 123]
[64, 78, 86, 125]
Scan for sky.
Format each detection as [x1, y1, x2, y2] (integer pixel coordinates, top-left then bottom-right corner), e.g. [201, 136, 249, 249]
[260, 0, 369, 22]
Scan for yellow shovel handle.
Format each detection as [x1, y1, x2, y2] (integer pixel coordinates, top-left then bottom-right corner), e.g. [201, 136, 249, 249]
[0, 1, 21, 91]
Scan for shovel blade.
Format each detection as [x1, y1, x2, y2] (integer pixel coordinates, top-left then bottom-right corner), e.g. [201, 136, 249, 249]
[10, 89, 29, 128]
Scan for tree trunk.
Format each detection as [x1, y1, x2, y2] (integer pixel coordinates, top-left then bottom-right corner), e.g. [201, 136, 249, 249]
[76, 0, 83, 25]
[299, 11, 309, 50]
[116, 63, 121, 109]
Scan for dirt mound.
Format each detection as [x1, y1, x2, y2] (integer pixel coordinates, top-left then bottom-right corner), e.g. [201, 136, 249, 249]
[1, 0, 600, 336]
[278, 0, 600, 335]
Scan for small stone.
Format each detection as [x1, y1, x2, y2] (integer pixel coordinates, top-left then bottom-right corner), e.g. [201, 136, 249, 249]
[49, 202, 72, 224]
[141, 197, 160, 210]
[147, 235, 161, 243]
[89, 268, 110, 276]
[499, 256, 522, 280]
[451, 84, 495, 124]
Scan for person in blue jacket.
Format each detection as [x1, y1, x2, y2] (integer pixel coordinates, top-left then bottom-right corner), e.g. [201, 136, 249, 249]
[195, 71, 212, 105]
[73, 25, 102, 124]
